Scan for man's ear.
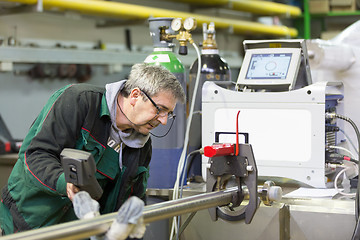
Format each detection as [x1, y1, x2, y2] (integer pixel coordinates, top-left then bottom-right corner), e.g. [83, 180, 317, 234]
[129, 88, 141, 105]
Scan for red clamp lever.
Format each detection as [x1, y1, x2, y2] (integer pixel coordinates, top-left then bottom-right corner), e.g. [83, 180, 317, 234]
[203, 143, 235, 158]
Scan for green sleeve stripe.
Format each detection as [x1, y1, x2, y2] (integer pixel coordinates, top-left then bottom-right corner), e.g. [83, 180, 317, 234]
[56, 173, 67, 196]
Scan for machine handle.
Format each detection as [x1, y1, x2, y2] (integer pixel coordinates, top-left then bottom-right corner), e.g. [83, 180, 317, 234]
[214, 132, 249, 144]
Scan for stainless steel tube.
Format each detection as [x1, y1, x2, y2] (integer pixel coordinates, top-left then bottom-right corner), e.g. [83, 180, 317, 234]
[144, 187, 236, 223]
[0, 187, 238, 240]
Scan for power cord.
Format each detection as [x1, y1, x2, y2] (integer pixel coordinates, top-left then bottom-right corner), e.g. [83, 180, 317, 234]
[170, 42, 202, 240]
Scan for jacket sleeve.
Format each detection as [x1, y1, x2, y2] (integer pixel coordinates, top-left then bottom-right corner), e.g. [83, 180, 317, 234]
[23, 85, 99, 196]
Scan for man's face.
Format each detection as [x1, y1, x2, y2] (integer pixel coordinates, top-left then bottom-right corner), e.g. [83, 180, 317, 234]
[130, 89, 177, 135]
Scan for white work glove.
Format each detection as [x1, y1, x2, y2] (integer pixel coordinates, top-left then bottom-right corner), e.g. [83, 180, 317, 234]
[129, 216, 146, 239]
[73, 191, 102, 240]
[73, 191, 100, 219]
[105, 196, 146, 240]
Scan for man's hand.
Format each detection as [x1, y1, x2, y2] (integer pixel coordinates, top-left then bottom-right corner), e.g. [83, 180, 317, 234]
[67, 182, 80, 201]
[105, 196, 145, 240]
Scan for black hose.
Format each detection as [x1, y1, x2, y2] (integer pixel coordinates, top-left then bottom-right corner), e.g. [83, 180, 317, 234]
[185, 145, 202, 180]
[333, 114, 360, 240]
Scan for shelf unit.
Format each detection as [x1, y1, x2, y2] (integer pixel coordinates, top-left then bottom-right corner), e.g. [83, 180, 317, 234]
[299, 0, 360, 39]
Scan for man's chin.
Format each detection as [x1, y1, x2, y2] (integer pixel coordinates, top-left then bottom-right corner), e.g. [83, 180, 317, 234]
[138, 127, 151, 136]
[133, 122, 157, 135]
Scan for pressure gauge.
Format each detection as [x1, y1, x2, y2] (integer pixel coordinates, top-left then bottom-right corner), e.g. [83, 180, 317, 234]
[171, 18, 182, 32]
[184, 17, 197, 31]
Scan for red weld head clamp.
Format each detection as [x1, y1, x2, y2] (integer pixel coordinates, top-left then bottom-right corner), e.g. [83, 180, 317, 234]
[203, 143, 235, 158]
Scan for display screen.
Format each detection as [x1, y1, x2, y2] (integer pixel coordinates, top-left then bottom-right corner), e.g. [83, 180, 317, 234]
[245, 53, 292, 80]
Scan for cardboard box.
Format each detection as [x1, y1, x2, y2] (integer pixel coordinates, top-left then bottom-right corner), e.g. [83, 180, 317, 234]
[331, 0, 356, 12]
[330, 0, 353, 7]
[321, 30, 342, 40]
[309, 0, 330, 14]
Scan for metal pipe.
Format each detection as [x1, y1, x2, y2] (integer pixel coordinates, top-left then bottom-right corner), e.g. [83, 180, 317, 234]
[144, 187, 236, 223]
[0, 187, 237, 240]
[228, 0, 302, 17]
[1, 0, 298, 37]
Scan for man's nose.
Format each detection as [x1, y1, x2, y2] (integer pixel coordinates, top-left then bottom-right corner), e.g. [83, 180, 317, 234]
[157, 115, 168, 125]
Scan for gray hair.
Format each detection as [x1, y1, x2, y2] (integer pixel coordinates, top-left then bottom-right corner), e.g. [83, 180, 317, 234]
[122, 63, 186, 104]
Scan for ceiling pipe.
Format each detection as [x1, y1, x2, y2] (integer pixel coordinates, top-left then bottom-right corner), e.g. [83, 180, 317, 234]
[162, 0, 302, 18]
[1, 0, 298, 37]
[228, 0, 302, 17]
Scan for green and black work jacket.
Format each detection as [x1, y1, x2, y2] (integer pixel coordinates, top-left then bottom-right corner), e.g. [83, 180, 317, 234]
[0, 84, 151, 234]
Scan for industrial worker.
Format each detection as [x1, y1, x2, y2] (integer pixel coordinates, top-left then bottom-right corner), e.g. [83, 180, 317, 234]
[0, 63, 186, 236]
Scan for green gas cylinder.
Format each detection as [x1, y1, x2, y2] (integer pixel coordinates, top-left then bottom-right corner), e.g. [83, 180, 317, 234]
[145, 18, 186, 189]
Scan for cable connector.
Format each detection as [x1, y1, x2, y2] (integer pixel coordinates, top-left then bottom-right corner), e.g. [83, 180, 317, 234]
[199, 148, 204, 155]
[325, 112, 351, 122]
[325, 112, 337, 119]
[343, 160, 359, 179]
[325, 163, 339, 169]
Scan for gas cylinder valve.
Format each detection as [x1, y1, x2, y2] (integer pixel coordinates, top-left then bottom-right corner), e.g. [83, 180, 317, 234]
[202, 22, 218, 50]
[160, 17, 197, 55]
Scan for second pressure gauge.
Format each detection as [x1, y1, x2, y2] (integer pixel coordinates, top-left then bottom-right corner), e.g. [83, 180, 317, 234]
[184, 17, 197, 31]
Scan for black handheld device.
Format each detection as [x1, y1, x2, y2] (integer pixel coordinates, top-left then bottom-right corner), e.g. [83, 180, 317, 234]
[61, 148, 103, 200]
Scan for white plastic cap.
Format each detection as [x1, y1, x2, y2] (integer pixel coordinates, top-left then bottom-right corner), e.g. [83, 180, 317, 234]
[268, 186, 283, 202]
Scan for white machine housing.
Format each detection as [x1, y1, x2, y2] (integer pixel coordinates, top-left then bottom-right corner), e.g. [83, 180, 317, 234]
[202, 39, 344, 188]
[202, 81, 343, 188]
